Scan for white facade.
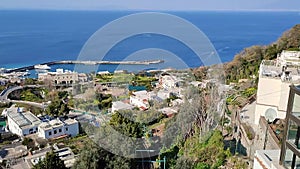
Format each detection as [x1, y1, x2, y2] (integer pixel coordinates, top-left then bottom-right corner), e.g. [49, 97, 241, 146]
[38, 118, 79, 139]
[253, 150, 284, 169]
[278, 50, 300, 67]
[38, 69, 87, 86]
[6, 105, 41, 137]
[130, 90, 150, 110]
[26, 147, 76, 168]
[159, 73, 178, 89]
[255, 59, 300, 124]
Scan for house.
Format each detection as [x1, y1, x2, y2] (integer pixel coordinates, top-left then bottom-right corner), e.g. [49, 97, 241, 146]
[38, 118, 79, 139]
[6, 105, 41, 137]
[255, 58, 300, 124]
[25, 147, 76, 168]
[111, 101, 134, 113]
[159, 73, 178, 89]
[278, 50, 300, 67]
[130, 90, 150, 110]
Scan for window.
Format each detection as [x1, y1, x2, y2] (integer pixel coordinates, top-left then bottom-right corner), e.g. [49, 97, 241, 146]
[49, 131, 52, 136]
[59, 129, 62, 133]
[54, 130, 57, 134]
[65, 127, 68, 131]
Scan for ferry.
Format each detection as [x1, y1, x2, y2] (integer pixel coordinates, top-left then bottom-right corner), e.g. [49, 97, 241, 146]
[34, 64, 51, 70]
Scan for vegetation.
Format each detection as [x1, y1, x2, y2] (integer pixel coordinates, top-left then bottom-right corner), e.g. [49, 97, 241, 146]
[46, 91, 70, 116]
[33, 151, 67, 169]
[223, 24, 300, 83]
[109, 111, 144, 138]
[73, 141, 135, 169]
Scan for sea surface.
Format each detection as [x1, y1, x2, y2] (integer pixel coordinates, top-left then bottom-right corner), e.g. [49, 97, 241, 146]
[0, 10, 299, 74]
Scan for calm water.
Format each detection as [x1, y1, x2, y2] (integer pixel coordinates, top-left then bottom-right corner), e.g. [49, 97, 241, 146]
[0, 10, 299, 72]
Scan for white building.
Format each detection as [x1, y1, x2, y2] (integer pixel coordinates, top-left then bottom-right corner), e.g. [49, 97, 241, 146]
[6, 105, 41, 137]
[159, 73, 178, 89]
[111, 101, 134, 113]
[255, 59, 300, 124]
[278, 50, 300, 67]
[38, 118, 79, 139]
[26, 147, 76, 168]
[38, 69, 87, 86]
[130, 90, 150, 110]
[253, 150, 284, 169]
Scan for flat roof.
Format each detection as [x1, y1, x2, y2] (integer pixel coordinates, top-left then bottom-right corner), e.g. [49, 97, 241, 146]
[260, 60, 300, 83]
[7, 106, 41, 129]
[112, 101, 134, 110]
[39, 118, 77, 131]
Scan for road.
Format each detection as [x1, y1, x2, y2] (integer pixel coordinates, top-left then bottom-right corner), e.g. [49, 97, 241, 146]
[0, 85, 46, 108]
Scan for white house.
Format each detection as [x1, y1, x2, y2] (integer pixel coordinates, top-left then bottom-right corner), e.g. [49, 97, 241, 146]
[278, 50, 300, 67]
[255, 58, 300, 124]
[130, 90, 150, 110]
[6, 105, 41, 137]
[159, 73, 178, 89]
[38, 118, 79, 139]
[26, 147, 76, 168]
[111, 101, 134, 113]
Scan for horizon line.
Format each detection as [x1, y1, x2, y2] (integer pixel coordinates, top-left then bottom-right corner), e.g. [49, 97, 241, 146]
[0, 7, 299, 13]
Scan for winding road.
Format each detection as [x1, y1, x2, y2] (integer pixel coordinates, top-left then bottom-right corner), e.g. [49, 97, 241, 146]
[0, 85, 46, 108]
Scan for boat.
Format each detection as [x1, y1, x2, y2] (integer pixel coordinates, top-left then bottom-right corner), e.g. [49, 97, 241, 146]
[34, 64, 51, 70]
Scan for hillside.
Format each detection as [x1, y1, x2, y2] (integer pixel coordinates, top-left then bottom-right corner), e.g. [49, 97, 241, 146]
[224, 24, 300, 83]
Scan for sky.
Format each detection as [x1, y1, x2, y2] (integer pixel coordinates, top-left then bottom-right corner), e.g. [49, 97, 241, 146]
[1, 0, 300, 11]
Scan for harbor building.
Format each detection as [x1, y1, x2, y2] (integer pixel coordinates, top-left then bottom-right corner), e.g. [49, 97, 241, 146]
[38, 69, 87, 86]
[5, 105, 41, 137]
[255, 51, 300, 124]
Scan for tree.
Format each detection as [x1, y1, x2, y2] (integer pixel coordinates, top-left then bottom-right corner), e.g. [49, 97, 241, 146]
[46, 91, 70, 116]
[33, 151, 66, 169]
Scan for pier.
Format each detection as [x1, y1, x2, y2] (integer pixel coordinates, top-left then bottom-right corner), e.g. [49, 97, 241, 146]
[5, 59, 164, 73]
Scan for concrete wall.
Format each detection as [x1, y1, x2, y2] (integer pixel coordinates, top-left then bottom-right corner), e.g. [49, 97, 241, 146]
[259, 117, 280, 150]
[255, 104, 286, 124]
[255, 77, 291, 124]
[65, 123, 79, 137]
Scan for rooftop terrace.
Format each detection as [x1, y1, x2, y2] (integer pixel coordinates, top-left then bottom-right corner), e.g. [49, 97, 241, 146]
[260, 60, 300, 83]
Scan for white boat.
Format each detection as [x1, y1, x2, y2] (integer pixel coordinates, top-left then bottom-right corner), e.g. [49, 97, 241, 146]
[34, 64, 51, 70]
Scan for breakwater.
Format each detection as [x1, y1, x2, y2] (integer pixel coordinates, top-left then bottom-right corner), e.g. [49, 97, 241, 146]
[6, 59, 164, 73]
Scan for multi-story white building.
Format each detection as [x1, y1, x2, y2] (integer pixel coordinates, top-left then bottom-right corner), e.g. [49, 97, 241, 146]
[38, 118, 79, 139]
[38, 69, 87, 86]
[130, 90, 150, 110]
[255, 55, 300, 124]
[5, 105, 41, 137]
[159, 73, 178, 89]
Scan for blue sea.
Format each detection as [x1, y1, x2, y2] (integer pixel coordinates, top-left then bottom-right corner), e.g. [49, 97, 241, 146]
[0, 10, 299, 74]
